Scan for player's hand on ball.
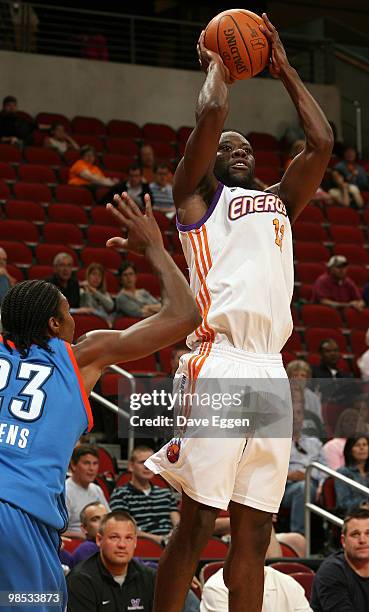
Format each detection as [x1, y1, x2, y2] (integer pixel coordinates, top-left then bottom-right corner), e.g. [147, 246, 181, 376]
[259, 13, 291, 78]
[106, 192, 164, 255]
[197, 30, 234, 85]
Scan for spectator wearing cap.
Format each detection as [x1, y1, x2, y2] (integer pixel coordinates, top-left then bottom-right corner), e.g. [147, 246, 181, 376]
[312, 256, 364, 311]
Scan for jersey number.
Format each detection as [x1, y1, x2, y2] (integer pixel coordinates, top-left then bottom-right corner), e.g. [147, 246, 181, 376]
[273, 218, 285, 250]
[0, 359, 53, 422]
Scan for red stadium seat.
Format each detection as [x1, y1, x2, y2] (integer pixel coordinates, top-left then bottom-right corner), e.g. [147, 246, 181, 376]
[0, 220, 39, 244]
[322, 403, 346, 438]
[86, 226, 115, 247]
[290, 573, 314, 599]
[72, 134, 104, 153]
[125, 251, 153, 273]
[73, 314, 109, 339]
[35, 244, 77, 265]
[279, 542, 300, 557]
[345, 308, 369, 331]
[254, 150, 281, 166]
[294, 242, 330, 263]
[142, 123, 177, 142]
[326, 206, 360, 226]
[62, 538, 84, 553]
[333, 244, 369, 265]
[114, 317, 141, 330]
[28, 265, 53, 280]
[293, 223, 328, 243]
[158, 346, 175, 374]
[283, 331, 303, 353]
[0, 180, 11, 200]
[321, 477, 337, 510]
[14, 182, 52, 203]
[94, 476, 111, 502]
[97, 446, 117, 475]
[81, 247, 121, 270]
[103, 154, 135, 171]
[18, 164, 56, 184]
[270, 562, 314, 574]
[48, 203, 88, 226]
[296, 262, 325, 284]
[146, 141, 176, 160]
[177, 126, 193, 142]
[153, 211, 172, 231]
[172, 253, 188, 275]
[5, 200, 45, 223]
[0, 162, 16, 181]
[55, 185, 94, 208]
[282, 351, 296, 366]
[330, 226, 365, 244]
[91, 207, 118, 227]
[347, 265, 369, 289]
[247, 132, 279, 150]
[297, 283, 313, 302]
[199, 562, 224, 586]
[300, 305, 343, 328]
[297, 205, 325, 224]
[71, 116, 106, 136]
[64, 150, 80, 166]
[0, 241, 32, 265]
[24, 147, 61, 166]
[58, 167, 69, 184]
[36, 112, 71, 131]
[135, 536, 163, 559]
[43, 222, 84, 247]
[200, 538, 229, 560]
[136, 273, 161, 296]
[106, 138, 139, 156]
[7, 264, 24, 282]
[170, 232, 183, 254]
[351, 330, 367, 356]
[107, 120, 141, 139]
[254, 166, 281, 185]
[305, 328, 347, 353]
[0, 144, 22, 163]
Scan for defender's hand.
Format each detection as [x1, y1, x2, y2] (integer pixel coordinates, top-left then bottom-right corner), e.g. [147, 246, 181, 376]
[197, 30, 234, 85]
[259, 13, 291, 79]
[106, 192, 164, 255]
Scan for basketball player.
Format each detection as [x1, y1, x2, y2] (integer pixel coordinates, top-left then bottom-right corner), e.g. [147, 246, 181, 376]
[145, 14, 333, 612]
[0, 192, 200, 612]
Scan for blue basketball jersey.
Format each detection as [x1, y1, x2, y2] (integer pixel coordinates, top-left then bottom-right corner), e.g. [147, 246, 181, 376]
[0, 336, 93, 530]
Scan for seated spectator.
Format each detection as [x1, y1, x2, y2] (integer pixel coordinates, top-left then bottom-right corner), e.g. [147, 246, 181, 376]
[311, 507, 369, 611]
[286, 359, 322, 421]
[335, 146, 369, 192]
[80, 262, 114, 322]
[67, 511, 199, 612]
[311, 338, 347, 381]
[335, 437, 369, 513]
[101, 164, 154, 209]
[0, 95, 34, 145]
[311, 338, 355, 406]
[201, 565, 312, 611]
[109, 446, 179, 544]
[324, 408, 362, 471]
[69, 146, 119, 189]
[289, 378, 326, 440]
[48, 252, 93, 313]
[115, 261, 161, 319]
[72, 502, 108, 566]
[43, 122, 79, 155]
[149, 163, 175, 213]
[139, 143, 156, 183]
[281, 385, 327, 533]
[65, 444, 110, 537]
[357, 329, 369, 379]
[0, 247, 16, 305]
[328, 169, 364, 208]
[312, 255, 364, 311]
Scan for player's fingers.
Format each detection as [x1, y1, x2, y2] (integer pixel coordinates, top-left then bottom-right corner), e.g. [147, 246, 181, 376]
[144, 193, 153, 217]
[262, 13, 275, 31]
[106, 237, 129, 249]
[106, 202, 132, 226]
[120, 191, 142, 217]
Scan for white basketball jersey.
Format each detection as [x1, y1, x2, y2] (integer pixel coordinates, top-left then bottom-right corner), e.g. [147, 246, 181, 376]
[177, 183, 294, 354]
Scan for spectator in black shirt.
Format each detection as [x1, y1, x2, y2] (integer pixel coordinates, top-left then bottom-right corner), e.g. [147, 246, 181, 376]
[311, 338, 355, 406]
[48, 252, 93, 314]
[0, 95, 34, 145]
[311, 507, 369, 611]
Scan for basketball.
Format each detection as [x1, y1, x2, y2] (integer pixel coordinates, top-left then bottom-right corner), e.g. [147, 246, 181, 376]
[204, 9, 270, 81]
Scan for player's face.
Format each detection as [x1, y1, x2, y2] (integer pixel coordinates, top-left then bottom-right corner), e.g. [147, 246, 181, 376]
[49, 296, 75, 344]
[342, 519, 369, 562]
[97, 519, 137, 569]
[214, 132, 255, 189]
[72, 453, 100, 487]
[82, 504, 107, 539]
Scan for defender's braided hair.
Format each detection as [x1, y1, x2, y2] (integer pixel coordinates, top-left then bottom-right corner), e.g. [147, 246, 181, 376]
[1, 280, 61, 357]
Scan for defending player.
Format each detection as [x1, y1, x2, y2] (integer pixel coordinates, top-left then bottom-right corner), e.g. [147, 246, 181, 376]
[146, 14, 333, 612]
[0, 193, 200, 611]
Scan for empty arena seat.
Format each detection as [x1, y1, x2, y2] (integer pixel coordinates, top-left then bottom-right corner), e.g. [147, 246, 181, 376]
[71, 116, 106, 135]
[5, 200, 45, 223]
[254, 150, 281, 166]
[321, 477, 337, 511]
[305, 328, 347, 353]
[0, 144, 22, 163]
[24, 146, 61, 166]
[332, 244, 369, 265]
[172, 253, 188, 275]
[153, 211, 172, 231]
[283, 331, 303, 353]
[113, 317, 141, 330]
[55, 185, 94, 208]
[0, 180, 11, 200]
[1, 241, 32, 266]
[91, 207, 118, 227]
[297, 205, 325, 224]
[254, 166, 280, 185]
[81, 247, 121, 270]
[105, 138, 138, 156]
[86, 226, 114, 247]
[107, 120, 141, 139]
[293, 222, 328, 243]
[345, 308, 369, 330]
[200, 538, 229, 560]
[0, 220, 39, 244]
[347, 265, 369, 288]
[58, 167, 69, 184]
[28, 265, 53, 279]
[170, 232, 183, 253]
[18, 164, 57, 184]
[300, 305, 343, 328]
[177, 126, 193, 142]
[294, 242, 330, 263]
[94, 476, 111, 502]
[62, 538, 84, 553]
[48, 203, 88, 226]
[270, 562, 314, 575]
[282, 351, 296, 366]
[296, 262, 325, 284]
[351, 330, 367, 356]
[326, 206, 360, 226]
[36, 112, 71, 131]
[35, 243, 77, 265]
[297, 283, 313, 302]
[72, 134, 104, 152]
[7, 264, 24, 281]
[135, 537, 163, 559]
[103, 154, 135, 171]
[136, 273, 161, 296]
[64, 150, 80, 166]
[97, 446, 117, 475]
[158, 346, 175, 374]
[124, 252, 152, 273]
[43, 222, 84, 247]
[146, 141, 176, 160]
[73, 314, 109, 339]
[290, 573, 314, 599]
[14, 182, 52, 203]
[247, 132, 279, 150]
[0, 161, 16, 181]
[330, 226, 365, 244]
[142, 123, 177, 142]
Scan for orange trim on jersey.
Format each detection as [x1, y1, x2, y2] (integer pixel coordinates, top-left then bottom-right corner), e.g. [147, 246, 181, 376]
[188, 228, 215, 343]
[195, 229, 215, 343]
[64, 342, 94, 432]
[0, 335, 15, 349]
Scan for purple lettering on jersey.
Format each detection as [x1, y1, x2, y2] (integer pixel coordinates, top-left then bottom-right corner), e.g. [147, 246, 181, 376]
[228, 193, 287, 221]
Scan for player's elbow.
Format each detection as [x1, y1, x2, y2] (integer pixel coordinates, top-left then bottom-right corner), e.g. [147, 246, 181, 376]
[177, 304, 202, 336]
[198, 100, 228, 124]
[309, 125, 334, 154]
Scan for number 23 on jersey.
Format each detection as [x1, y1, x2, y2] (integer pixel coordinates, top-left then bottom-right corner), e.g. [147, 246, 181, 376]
[0, 359, 53, 422]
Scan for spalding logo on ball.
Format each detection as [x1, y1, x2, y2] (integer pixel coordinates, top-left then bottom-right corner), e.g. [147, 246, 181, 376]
[204, 9, 270, 80]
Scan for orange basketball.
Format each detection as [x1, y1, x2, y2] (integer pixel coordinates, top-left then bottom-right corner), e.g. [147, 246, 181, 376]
[204, 9, 270, 81]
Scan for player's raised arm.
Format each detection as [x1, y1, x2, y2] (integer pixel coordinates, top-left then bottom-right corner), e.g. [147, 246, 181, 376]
[260, 14, 333, 223]
[173, 32, 231, 221]
[73, 193, 201, 394]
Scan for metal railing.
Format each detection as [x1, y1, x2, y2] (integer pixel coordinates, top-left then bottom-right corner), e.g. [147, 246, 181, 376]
[304, 461, 369, 556]
[0, 1, 334, 82]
